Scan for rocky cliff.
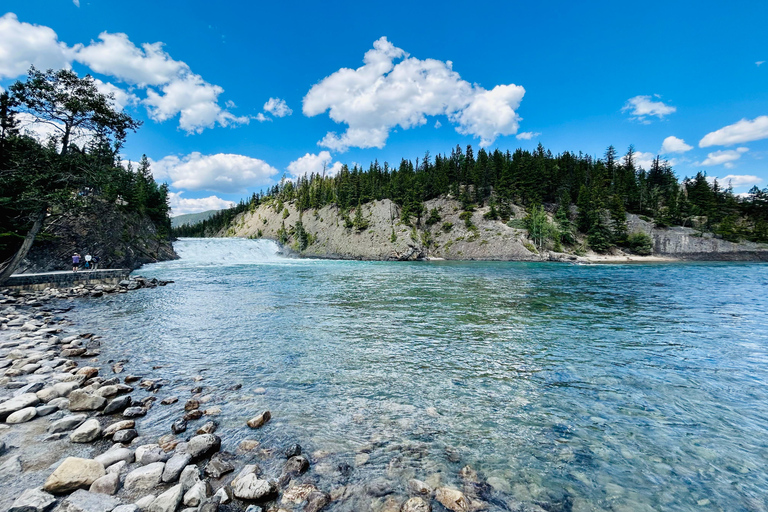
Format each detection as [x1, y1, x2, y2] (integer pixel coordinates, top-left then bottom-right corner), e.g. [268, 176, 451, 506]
[220, 197, 768, 262]
[18, 200, 177, 273]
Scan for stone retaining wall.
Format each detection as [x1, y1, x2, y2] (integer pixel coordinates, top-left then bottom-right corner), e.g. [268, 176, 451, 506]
[5, 270, 130, 291]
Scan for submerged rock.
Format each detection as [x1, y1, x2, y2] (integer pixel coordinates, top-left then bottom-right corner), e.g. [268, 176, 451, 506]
[402, 497, 431, 512]
[435, 488, 469, 512]
[246, 411, 271, 429]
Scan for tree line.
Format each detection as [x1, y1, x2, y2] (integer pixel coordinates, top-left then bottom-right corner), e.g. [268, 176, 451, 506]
[0, 67, 171, 282]
[174, 144, 768, 251]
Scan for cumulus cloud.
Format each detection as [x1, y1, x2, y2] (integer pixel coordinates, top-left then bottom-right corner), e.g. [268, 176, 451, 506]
[0, 13, 74, 79]
[516, 131, 540, 140]
[151, 152, 279, 193]
[263, 97, 292, 118]
[93, 79, 139, 111]
[622, 95, 676, 122]
[168, 192, 235, 216]
[716, 175, 761, 188]
[700, 147, 749, 166]
[303, 37, 525, 151]
[699, 116, 768, 147]
[286, 151, 343, 179]
[660, 136, 693, 154]
[621, 150, 657, 170]
[15, 112, 93, 147]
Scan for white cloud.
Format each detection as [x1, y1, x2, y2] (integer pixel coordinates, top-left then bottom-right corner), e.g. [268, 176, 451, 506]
[144, 74, 249, 133]
[660, 136, 692, 154]
[516, 131, 540, 140]
[73, 0, 80, 7]
[286, 151, 343, 179]
[757, 61, 765, 67]
[254, 113, 270, 122]
[151, 152, 279, 193]
[263, 97, 292, 118]
[0, 13, 74, 80]
[434, 120, 442, 129]
[718, 175, 761, 188]
[622, 95, 676, 121]
[75, 32, 187, 86]
[93, 79, 139, 111]
[700, 147, 749, 166]
[167, 192, 235, 216]
[699, 116, 768, 147]
[303, 37, 525, 151]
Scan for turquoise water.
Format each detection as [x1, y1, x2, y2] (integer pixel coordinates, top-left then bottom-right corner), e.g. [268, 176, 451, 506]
[70, 238, 768, 511]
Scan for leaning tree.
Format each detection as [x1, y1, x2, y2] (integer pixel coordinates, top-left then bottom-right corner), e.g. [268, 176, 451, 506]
[0, 67, 141, 284]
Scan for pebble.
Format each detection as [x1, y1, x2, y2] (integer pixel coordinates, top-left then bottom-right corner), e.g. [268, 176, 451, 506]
[196, 421, 217, 435]
[171, 419, 187, 434]
[160, 396, 178, 405]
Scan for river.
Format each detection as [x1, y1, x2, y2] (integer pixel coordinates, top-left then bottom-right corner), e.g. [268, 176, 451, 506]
[67, 238, 768, 511]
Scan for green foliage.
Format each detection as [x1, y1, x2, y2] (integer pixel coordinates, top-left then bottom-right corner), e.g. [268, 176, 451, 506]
[483, 200, 499, 220]
[459, 211, 474, 228]
[292, 220, 309, 251]
[390, 228, 397, 243]
[425, 208, 441, 226]
[277, 222, 288, 245]
[282, 207, 289, 219]
[524, 205, 558, 250]
[441, 222, 453, 233]
[353, 202, 369, 230]
[523, 242, 538, 253]
[626, 232, 653, 255]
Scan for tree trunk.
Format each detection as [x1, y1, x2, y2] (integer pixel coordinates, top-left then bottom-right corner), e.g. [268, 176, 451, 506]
[60, 124, 71, 156]
[0, 210, 47, 286]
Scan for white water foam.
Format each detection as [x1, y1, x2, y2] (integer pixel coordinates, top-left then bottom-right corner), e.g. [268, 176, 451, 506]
[172, 237, 286, 266]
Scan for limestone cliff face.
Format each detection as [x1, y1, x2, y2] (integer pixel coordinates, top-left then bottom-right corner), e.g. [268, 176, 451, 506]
[627, 214, 768, 261]
[220, 197, 768, 262]
[19, 200, 177, 273]
[223, 197, 547, 261]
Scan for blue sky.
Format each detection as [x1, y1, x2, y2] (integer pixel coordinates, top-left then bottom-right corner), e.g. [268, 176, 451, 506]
[1, 1, 767, 215]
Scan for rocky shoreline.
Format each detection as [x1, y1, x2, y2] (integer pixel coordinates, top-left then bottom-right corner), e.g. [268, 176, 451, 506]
[0, 281, 571, 512]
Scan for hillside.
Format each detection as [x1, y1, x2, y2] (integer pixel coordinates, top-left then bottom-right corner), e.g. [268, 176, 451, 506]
[219, 196, 768, 262]
[171, 209, 221, 228]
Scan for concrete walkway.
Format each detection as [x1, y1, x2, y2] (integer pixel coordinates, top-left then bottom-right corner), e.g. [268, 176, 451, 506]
[5, 269, 130, 290]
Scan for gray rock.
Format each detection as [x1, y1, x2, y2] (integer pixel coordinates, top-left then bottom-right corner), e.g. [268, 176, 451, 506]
[133, 496, 155, 511]
[0, 393, 40, 419]
[13, 382, 45, 396]
[284, 443, 302, 458]
[148, 484, 183, 512]
[94, 448, 134, 468]
[304, 491, 330, 512]
[48, 397, 69, 410]
[102, 396, 131, 415]
[124, 462, 165, 491]
[171, 419, 186, 434]
[246, 411, 270, 429]
[183, 481, 208, 507]
[434, 488, 469, 512]
[106, 461, 126, 475]
[367, 478, 394, 497]
[0, 453, 22, 477]
[68, 390, 106, 412]
[162, 453, 192, 483]
[122, 407, 146, 418]
[9, 488, 56, 512]
[49, 414, 87, 433]
[212, 487, 232, 505]
[204, 453, 234, 479]
[232, 474, 276, 501]
[136, 444, 170, 465]
[407, 479, 433, 496]
[186, 434, 221, 460]
[179, 465, 200, 493]
[7, 406, 38, 423]
[36, 404, 58, 416]
[198, 496, 220, 512]
[103, 420, 134, 437]
[70, 419, 102, 443]
[401, 497, 431, 512]
[112, 507, 138, 512]
[52, 381, 81, 398]
[283, 454, 309, 476]
[89, 473, 120, 495]
[112, 429, 138, 444]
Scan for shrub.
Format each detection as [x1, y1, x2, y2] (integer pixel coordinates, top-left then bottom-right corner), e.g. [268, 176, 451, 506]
[626, 232, 653, 255]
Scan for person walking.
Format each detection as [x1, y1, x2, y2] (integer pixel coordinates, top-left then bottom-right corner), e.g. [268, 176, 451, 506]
[84, 253, 92, 270]
[72, 253, 80, 272]
[92, 255, 99, 270]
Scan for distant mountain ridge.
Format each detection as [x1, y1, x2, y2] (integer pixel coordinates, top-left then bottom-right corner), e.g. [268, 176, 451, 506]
[171, 210, 221, 228]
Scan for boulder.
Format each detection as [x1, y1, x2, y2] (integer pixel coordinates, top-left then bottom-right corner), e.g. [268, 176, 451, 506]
[179, 465, 200, 493]
[435, 488, 469, 512]
[231, 474, 276, 501]
[59, 489, 120, 512]
[283, 455, 309, 476]
[7, 406, 38, 424]
[148, 484, 183, 512]
[103, 420, 134, 437]
[246, 411, 270, 429]
[124, 462, 165, 491]
[9, 488, 56, 512]
[43, 457, 105, 494]
[204, 453, 234, 479]
[136, 444, 170, 465]
[94, 448, 134, 468]
[112, 507, 138, 512]
[304, 491, 330, 512]
[0, 393, 40, 419]
[49, 414, 86, 433]
[186, 434, 221, 460]
[52, 381, 81, 398]
[102, 396, 132, 415]
[162, 453, 192, 483]
[68, 390, 106, 412]
[183, 481, 208, 507]
[70, 419, 102, 443]
[89, 473, 120, 495]
[122, 407, 146, 418]
[171, 419, 187, 434]
[36, 404, 58, 416]
[112, 429, 137, 444]
[95, 386, 120, 398]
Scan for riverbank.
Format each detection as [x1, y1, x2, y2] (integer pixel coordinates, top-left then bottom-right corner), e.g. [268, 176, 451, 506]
[219, 197, 768, 263]
[0, 279, 571, 512]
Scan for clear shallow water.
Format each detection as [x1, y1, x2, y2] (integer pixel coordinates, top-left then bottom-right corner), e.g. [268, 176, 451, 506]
[69, 238, 768, 511]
